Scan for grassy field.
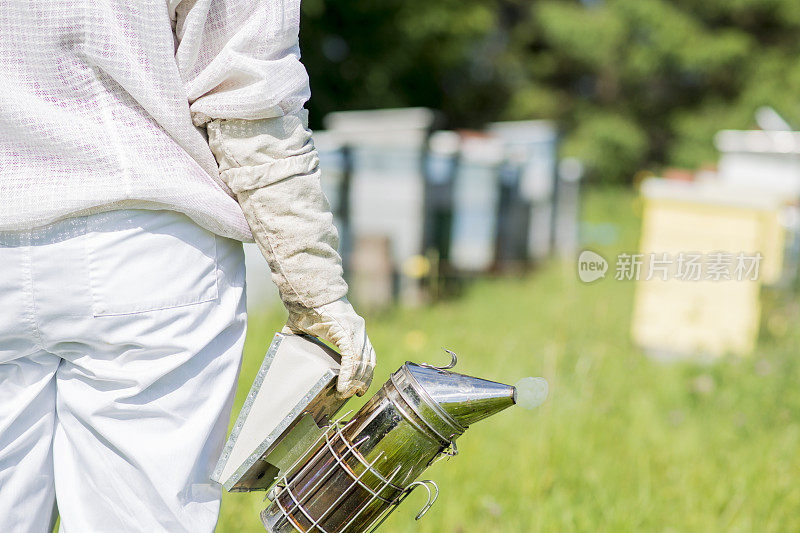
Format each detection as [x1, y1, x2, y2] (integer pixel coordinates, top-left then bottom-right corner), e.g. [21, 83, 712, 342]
[217, 189, 800, 532]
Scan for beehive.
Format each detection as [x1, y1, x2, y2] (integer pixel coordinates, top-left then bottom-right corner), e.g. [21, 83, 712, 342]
[632, 179, 786, 359]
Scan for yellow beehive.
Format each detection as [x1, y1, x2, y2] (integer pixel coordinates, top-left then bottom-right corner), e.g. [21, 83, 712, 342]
[631, 179, 787, 359]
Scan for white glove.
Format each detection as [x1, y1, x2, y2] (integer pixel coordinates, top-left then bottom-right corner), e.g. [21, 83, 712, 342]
[206, 111, 376, 397]
[283, 298, 376, 397]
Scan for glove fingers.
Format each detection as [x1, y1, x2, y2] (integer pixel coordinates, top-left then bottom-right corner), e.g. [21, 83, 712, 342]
[342, 333, 377, 397]
[348, 336, 376, 397]
[340, 362, 372, 397]
[285, 298, 376, 399]
[315, 318, 360, 398]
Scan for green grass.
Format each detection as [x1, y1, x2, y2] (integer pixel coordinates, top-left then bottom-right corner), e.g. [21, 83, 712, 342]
[217, 188, 800, 532]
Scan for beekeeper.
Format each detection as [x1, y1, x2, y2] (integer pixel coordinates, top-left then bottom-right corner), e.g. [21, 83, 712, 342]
[0, 1, 375, 531]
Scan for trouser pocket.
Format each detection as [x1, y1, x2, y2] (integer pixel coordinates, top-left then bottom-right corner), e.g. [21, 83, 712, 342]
[85, 210, 219, 316]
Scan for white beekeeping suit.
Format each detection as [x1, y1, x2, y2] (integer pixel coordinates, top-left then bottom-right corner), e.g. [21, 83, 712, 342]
[170, 0, 375, 398]
[0, 1, 375, 531]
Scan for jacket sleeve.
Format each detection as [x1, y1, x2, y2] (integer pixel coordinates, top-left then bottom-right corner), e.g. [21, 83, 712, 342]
[206, 111, 349, 309]
[168, 0, 310, 126]
[169, 0, 347, 309]
[169, 0, 368, 397]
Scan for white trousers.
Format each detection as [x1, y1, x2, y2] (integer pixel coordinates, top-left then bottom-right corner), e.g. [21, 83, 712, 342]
[0, 210, 247, 532]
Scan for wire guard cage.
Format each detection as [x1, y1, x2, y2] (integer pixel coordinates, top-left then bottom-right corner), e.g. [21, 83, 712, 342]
[261, 418, 439, 533]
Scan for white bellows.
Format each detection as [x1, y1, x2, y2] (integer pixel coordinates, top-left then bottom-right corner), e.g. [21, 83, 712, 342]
[514, 377, 548, 410]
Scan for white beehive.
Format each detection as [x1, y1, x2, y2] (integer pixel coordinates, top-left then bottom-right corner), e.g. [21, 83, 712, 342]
[449, 134, 504, 272]
[489, 120, 559, 261]
[324, 108, 436, 304]
[715, 130, 800, 197]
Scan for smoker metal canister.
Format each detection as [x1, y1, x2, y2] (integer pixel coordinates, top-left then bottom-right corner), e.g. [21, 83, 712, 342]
[261, 353, 516, 533]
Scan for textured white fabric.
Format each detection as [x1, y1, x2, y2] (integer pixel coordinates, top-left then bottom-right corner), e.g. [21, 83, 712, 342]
[0, 209, 247, 532]
[206, 110, 319, 194]
[207, 112, 348, 309]
[0, 0, 310, 241]
[207, 112, 375, 396]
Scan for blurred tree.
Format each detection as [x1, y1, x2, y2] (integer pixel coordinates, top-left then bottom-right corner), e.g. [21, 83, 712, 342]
[300, 0, 800, 184]
[299, 0, 504, 129]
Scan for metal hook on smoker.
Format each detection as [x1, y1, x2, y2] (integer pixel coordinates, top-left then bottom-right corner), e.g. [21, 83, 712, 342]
[404, 480, 440, 520]
[366, 479, 441, 532]
[420, 349, 458, 373]
[443, 439, 458, 457]
[430, 439, 459, 467]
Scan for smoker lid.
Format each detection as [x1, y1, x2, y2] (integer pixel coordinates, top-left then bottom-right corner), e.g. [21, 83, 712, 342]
[392, 356, 516, 443]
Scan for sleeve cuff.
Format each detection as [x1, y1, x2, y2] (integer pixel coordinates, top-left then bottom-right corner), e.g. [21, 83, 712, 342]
[206, 110, 318, 194]
[219, 151, 319, 194]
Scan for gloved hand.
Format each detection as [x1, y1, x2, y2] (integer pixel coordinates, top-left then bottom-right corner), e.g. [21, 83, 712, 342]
[283, 298, 376, 397]
[206, 111, 376, 398]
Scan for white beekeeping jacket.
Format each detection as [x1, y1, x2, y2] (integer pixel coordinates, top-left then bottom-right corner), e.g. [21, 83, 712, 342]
[0, 0, 311, 240]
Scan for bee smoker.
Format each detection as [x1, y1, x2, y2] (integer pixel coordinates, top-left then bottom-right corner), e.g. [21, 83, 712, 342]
[213, 333, 536, 533]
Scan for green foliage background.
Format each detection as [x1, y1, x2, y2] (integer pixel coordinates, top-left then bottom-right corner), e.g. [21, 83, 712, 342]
[299, 0, 800, 183]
